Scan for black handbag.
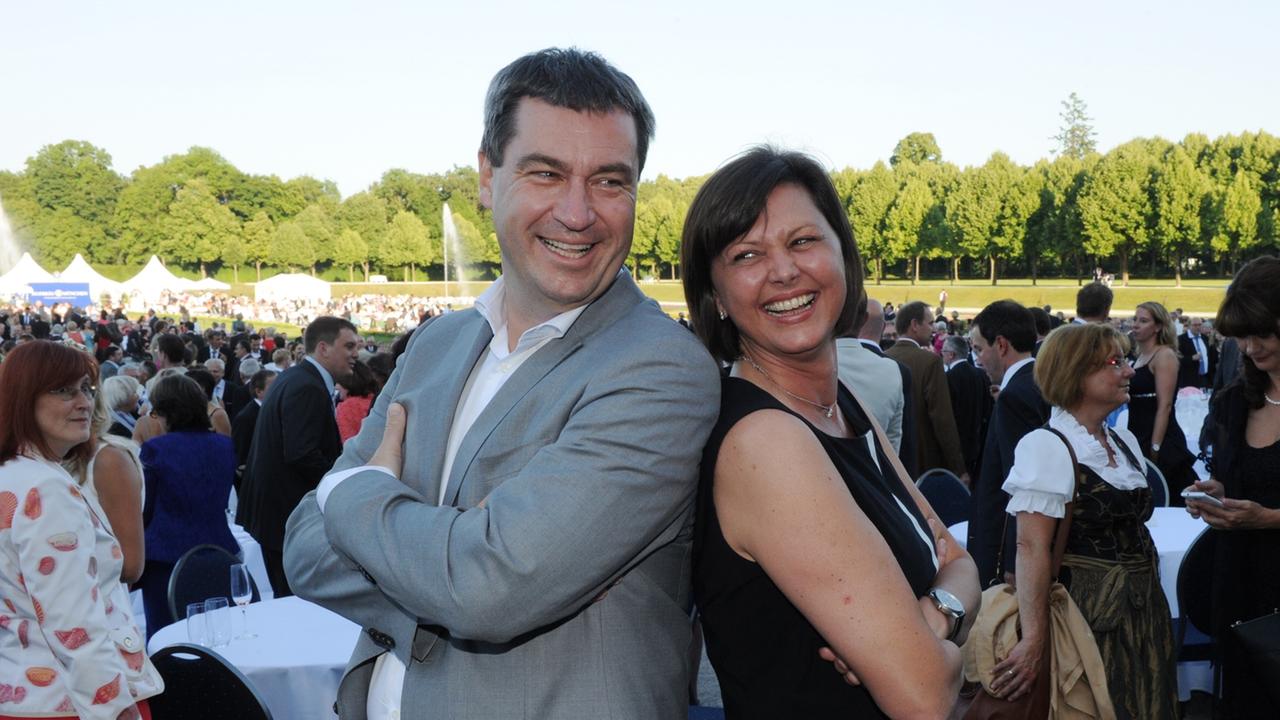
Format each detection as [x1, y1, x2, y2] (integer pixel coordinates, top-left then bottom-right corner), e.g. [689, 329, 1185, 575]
[1229, 610, 1280, 706]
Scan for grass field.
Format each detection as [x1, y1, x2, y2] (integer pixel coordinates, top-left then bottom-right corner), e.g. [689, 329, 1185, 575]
[213, 277, 1229, 321]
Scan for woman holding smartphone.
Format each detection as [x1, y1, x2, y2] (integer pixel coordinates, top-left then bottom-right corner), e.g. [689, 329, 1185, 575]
[1186, 256, 1280, 718]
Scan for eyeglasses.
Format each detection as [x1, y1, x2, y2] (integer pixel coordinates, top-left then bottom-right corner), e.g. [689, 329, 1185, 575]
[1102, 355, 1128, 371]
[48, 383, 97, 401]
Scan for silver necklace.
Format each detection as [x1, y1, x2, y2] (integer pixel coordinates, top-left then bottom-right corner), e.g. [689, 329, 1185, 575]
[744, 355, 836, 419]
[1265, 392, 1280, 407]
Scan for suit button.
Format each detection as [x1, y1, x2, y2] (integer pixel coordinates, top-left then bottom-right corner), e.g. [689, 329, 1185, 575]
[366, 628, 395, 650]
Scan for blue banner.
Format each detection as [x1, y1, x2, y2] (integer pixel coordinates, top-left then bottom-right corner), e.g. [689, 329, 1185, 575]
[27, 282, 92, 308]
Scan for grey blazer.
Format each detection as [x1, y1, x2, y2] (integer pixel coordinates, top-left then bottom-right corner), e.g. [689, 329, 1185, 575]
[283, 273, 721, 719]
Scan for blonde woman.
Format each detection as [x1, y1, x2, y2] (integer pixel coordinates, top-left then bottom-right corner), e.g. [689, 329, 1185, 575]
[1127, 301, 1198, 501]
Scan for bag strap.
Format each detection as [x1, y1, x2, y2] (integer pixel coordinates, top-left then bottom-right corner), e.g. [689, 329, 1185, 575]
[994, 424, 1085, 583]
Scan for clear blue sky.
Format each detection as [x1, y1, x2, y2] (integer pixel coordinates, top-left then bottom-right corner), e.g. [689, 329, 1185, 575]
[4, 0, 1277, 198]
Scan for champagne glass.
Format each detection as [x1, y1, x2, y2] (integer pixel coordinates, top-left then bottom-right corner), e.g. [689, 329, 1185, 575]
[230, 563, 254, 638]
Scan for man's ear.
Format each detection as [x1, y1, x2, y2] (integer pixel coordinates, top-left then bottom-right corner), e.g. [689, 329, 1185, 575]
[478, 151, 494, 210]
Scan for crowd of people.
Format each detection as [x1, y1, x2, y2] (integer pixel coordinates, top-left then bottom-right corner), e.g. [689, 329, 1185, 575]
[0, 46, 1276, 720]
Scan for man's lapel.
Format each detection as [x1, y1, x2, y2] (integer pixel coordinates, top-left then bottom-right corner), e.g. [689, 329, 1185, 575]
[440, 271, 645, 506]
[421, 316, 494, 505]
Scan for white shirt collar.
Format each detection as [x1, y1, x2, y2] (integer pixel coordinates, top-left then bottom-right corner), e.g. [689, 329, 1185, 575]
[304, 356, 336, 399]
[1047, 407, 1146, 489]
[857, 338, 882, 351]
[898, 337, 922, 349]
[1000, 356, 1035, 391]
[946, 358, 966, 372]
[473, 274, 599, 360]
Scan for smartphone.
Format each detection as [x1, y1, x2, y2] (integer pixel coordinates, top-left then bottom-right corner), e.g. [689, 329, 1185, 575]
[1181, 490, 1225, 508]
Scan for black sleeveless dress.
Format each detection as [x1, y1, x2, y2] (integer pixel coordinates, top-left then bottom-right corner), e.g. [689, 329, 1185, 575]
[693, 377, 938, 718]
[1126, 362, 1197, 501]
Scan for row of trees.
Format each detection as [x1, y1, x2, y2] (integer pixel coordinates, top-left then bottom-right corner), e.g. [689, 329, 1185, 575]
[2, 129, 1278, 286]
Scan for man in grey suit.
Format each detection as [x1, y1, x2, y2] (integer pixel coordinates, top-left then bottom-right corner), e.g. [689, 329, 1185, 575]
[283, 48, 721, 719]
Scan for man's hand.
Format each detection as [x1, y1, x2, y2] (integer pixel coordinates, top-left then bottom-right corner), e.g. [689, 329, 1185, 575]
[368, 402, 407, 479]
[817, 646, 861, 686]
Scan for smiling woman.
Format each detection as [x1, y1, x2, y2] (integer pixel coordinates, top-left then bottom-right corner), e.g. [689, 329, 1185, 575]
[0, 340, 163, 719]
[683, 147, 980, 719]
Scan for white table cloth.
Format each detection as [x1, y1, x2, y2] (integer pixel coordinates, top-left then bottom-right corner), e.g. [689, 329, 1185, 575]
[149, 595, 361, 720]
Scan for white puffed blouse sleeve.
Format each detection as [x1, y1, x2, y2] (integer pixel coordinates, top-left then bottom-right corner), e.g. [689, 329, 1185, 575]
[1001, 428, 1077, 519]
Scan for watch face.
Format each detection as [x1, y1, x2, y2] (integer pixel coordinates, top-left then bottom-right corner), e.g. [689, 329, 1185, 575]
[931, 588, 963, 615]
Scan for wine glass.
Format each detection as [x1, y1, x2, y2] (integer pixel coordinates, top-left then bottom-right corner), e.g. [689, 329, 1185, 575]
[229, 563, 254, 638]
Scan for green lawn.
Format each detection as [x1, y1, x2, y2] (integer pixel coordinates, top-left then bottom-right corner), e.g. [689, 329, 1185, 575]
[207, 277, 1228, 322]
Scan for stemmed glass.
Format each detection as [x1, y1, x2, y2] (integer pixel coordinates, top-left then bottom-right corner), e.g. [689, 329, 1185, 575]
[230, 563, 255, 638]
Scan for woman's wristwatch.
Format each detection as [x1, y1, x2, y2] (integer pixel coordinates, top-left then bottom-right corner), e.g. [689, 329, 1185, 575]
[928, 587, 966, 643]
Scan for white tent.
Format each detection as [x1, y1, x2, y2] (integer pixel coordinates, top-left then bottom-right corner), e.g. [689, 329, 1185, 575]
[191, 277, 231, 291]
[255, 273, 331, 303]
[0, 252, 55, 295]
[58, 254, 124, 298]
[121, 255, 197, 300]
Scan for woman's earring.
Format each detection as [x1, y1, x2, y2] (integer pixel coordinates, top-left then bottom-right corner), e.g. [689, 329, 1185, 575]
[718, 309, 727, 321]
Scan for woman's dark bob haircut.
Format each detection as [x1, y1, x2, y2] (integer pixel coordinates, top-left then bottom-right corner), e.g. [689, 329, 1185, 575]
[149, 373, 213, 433]
[680, 146, 863, 364]
[1214, 255, 1280, 410]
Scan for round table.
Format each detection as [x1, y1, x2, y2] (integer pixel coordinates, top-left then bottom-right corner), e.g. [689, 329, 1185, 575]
[148, 595, 361, 720]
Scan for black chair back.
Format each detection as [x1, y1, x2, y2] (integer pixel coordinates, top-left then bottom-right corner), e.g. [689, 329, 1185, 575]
[166, 544, 261, 627]
[149, 643, 273, 719]
[1177, 527, 1217, 637]
[915, 468, 971, 527]
[1143, 458, 1170, 507]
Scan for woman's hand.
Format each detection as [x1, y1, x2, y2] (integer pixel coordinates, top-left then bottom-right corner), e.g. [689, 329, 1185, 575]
[988, 635, 1045, 701]
[1196, 496, 1280, 530]
[817, 646, 861, 686]
[1185, 479, 1224, 520]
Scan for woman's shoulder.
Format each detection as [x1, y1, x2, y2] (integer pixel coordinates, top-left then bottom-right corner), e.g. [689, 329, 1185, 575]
[0, 455, 70, 489]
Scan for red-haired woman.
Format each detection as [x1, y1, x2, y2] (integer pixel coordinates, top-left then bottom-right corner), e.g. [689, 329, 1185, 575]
[0, 341, 162, 720]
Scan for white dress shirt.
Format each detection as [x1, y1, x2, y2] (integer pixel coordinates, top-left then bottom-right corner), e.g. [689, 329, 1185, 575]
[999, 356, 1035, 392]
[314, 275, 590, 720]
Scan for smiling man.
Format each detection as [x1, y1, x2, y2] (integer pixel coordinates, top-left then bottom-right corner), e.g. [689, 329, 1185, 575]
[284, 49, 720, 719]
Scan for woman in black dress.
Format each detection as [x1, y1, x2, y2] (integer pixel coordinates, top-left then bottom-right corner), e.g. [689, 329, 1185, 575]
[1186, 256, 1280, 717]
[682, 147, 980, 718]
[1127, 301, 1198, 500]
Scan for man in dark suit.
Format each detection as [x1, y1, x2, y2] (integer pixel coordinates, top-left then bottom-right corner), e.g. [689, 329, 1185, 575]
[967, 300, 1049, 586]
[1177, 317, 1215, 389]
[232, 368, 278, 486]
[886, 301, 967, 483]
[197, 329, 232, 365]
[942, 335, 991, 481]
[237, 316, 359, 596]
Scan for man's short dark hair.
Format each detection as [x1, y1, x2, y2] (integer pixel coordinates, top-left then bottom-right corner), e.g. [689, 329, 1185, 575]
[249, 333, 261, 342]
[155, 333, 187, 366]
[250, 369, 277, 394]
[1076, 282, 1114, 320]
[972, 300, 1037, 353]
[480, 48, 656, 174]
[1029, 306, 1052, 337]
[894, 301, 929, 337]
[680, 147, 863, 363]
[304, 317, 358, 354]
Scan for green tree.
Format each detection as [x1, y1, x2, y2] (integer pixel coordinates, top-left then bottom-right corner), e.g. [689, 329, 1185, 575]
[165, 179, 240, 277]
[948, 153, 1032, 285]
[332, 229, 368, 282]
[242, 211, 275, 280]
[294, 204, 337, 274]
[1052, 92, 1098, 160]
[1151, 146, 1208, 285]
[1215, 169, 1263, 271]
[890, 133, 942, 167]
[883, 176, 932, 283]
[268, 221, 314, 272]
[380, 210, 432, 280]
[845, 163, 897, 283]
[222, 230, 247, 283]
[1078, 141, 1154, 285]
[336, 192, 389, 279]
[25, 140, 124, 264]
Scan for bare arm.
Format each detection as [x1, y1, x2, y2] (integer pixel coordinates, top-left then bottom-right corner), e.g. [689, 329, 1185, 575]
[718, 411, 961, 719]
[92, 445, 146, 584]
[987, 511, 1055, 700]
[209, 404, 232, 437]
[1150, 348, 1179, 453]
